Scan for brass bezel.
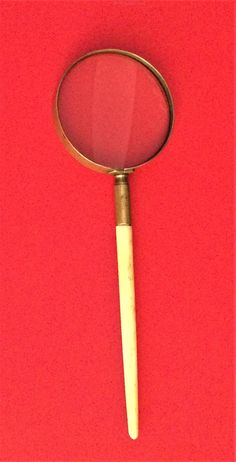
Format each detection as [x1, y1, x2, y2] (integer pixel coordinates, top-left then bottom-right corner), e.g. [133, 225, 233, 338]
[54, 48, 174, 175]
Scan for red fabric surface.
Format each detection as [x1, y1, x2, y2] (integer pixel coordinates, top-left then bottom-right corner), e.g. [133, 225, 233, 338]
[0, 1, 234, 461]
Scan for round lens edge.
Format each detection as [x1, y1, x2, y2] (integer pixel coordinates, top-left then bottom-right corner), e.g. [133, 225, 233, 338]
[54, 48, 174, 175]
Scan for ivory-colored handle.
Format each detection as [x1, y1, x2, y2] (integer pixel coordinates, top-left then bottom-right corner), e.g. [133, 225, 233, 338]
[116, 225, 138, 440]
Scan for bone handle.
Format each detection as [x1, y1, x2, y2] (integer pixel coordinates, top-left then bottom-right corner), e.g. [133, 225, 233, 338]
[116, 224, 138, 439]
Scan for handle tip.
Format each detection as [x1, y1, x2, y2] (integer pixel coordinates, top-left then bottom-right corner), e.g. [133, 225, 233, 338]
[128, 418, 139, 440]
[129, 429, 139, 440]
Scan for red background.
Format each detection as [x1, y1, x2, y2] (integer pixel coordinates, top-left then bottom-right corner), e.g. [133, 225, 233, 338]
[0, 1, 234, 460]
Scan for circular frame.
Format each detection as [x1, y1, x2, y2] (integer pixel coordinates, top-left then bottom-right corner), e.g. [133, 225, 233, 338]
[54, 48, 174, 175]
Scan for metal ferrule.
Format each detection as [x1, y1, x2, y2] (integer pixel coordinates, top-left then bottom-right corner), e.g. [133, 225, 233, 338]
[115, 174, 131, 226]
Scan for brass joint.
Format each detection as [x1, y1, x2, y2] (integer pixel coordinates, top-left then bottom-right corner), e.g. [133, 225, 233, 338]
[114, 174, 131, 226]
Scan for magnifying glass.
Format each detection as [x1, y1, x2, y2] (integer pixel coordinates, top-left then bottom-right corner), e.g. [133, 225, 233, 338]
[54, 49, 174, 439]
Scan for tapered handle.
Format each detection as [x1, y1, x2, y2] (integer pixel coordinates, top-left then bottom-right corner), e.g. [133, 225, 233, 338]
[116, 224, 138, 439]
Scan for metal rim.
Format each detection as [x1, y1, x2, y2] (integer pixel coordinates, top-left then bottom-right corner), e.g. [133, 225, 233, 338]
[54, 48, 174, 175]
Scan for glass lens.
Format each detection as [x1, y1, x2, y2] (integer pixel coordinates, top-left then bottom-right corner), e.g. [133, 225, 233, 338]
[57, 52, 171, 169]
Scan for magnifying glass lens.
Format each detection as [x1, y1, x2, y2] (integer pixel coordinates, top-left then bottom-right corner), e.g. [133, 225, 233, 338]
[58, 52, 170, 169]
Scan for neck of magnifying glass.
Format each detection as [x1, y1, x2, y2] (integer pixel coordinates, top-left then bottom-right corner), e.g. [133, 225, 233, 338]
[114, 174, 131, 226]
